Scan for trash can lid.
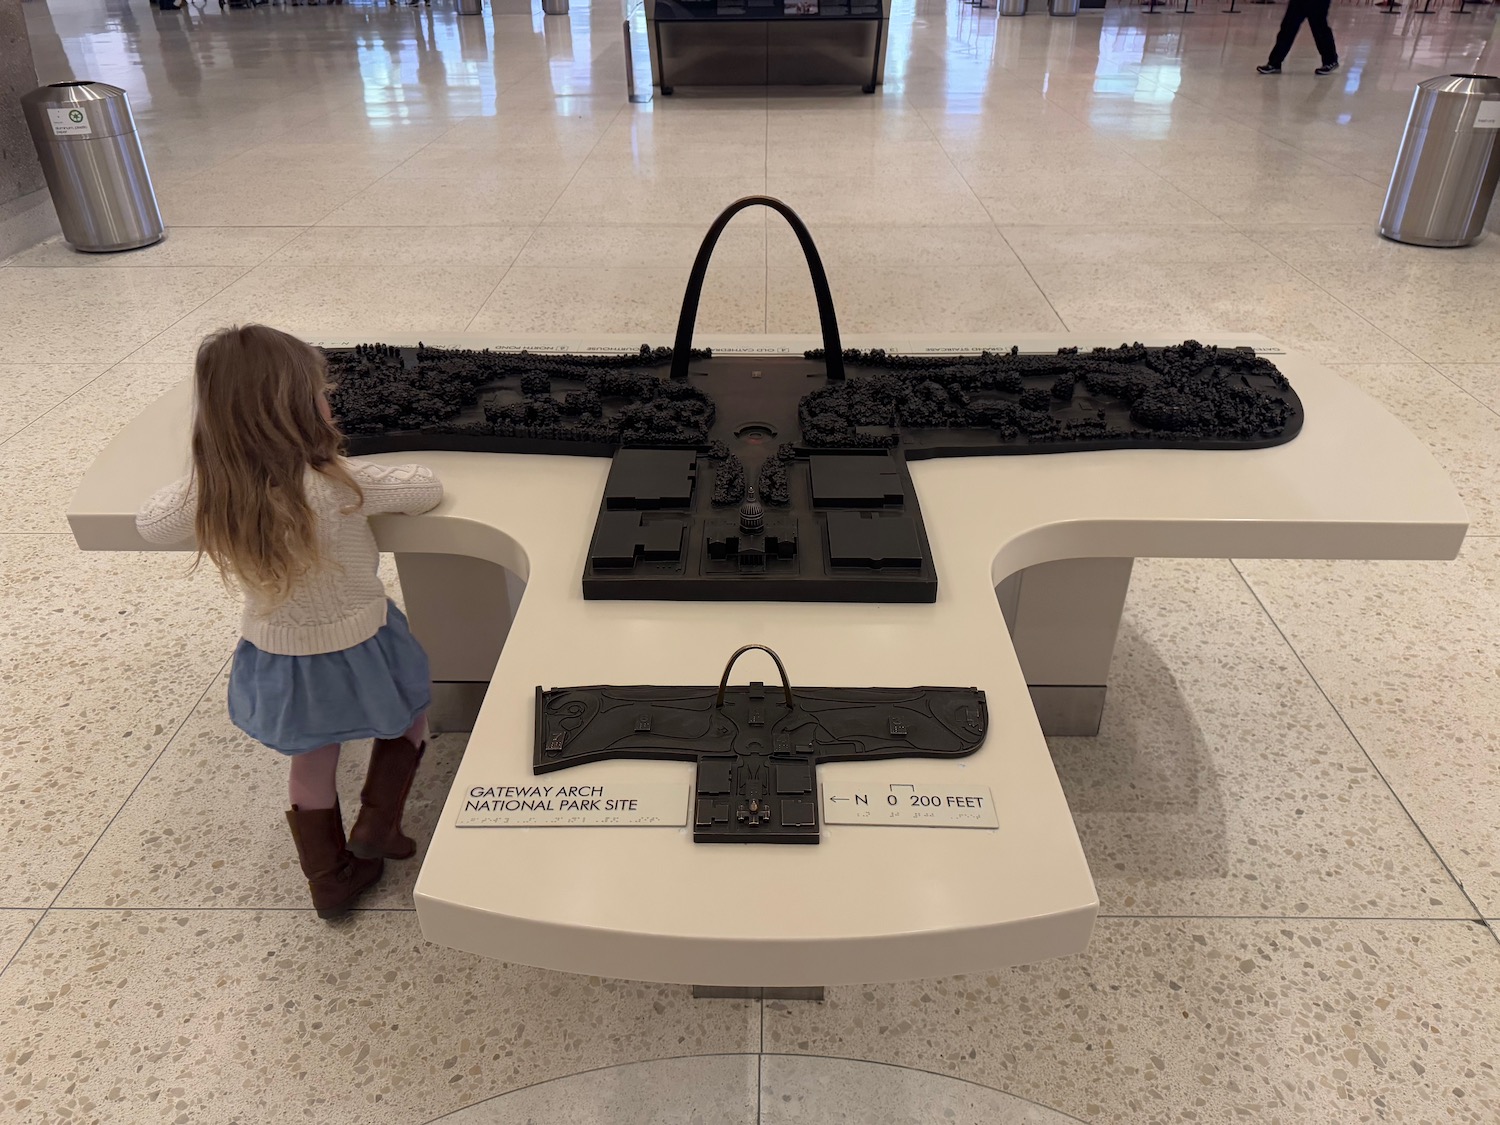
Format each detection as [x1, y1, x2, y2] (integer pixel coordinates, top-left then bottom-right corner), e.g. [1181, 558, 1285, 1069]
[1416, 73, 1500, 96]
[20, 81, 137, 141]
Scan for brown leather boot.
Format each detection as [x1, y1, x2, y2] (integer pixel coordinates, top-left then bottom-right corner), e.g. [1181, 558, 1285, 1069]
[349, 737, 426, 860]
[285, 802, 384, 919]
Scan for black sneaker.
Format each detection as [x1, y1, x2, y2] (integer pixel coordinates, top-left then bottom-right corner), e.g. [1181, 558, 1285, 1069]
[1257, 65, 1281, 76]
[1315, 61, 1340, 76]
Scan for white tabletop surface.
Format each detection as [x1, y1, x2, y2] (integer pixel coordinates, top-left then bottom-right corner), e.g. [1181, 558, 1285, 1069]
[69, 334, 1467, 986]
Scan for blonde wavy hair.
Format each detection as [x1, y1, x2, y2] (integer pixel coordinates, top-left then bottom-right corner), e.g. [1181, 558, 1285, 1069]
[190, 325, 362, 603]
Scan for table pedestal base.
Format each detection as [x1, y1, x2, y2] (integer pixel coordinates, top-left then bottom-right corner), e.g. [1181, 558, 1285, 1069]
[396, 552, 524, 734]
[428, 681, 488, 734]
[1028, 684, 1109, 737]
[693, 985, 825, 1002]
[997, 557, 1133, 738]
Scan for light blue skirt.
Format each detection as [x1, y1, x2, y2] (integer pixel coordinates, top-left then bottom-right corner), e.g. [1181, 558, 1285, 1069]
[228, 602, 431, 756]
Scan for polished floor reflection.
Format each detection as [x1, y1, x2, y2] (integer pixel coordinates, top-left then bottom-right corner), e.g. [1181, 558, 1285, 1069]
[4, 0, 1500, 1121]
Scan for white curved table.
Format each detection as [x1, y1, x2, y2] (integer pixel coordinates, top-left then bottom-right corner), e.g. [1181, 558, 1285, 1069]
[69, 333, 1467, 986]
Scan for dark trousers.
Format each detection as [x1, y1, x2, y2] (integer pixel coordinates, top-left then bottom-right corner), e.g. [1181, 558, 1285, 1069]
[1269, 0, 1338, 67]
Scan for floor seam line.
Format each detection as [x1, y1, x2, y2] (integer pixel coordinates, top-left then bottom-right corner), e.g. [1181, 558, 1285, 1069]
[1326, 361, 1500, 432]
[112, 260, 264, 364]
[912, 129, 1080, 334]
[992, 221, 1070, 333]
[759, 1053, 1090, 1124]
[0, 354, 133, 453]
[413, 1052, 760, 1125]
[1415, 360, 1500, 425]
[929, 133, 1072, 333]
[1228, 559, 1490, 922]
[462, 225, 542, 333]
[0, 913, 44, 981]
[463, 102, 627, 331]
[24, 909, 1484, 920]
[1225, 221, 1426, 363]
[535, 101, 627, 228]
[1095, 913, 1483, 922]
[44, 653, 235, 911]
[35, 904, 422, 912]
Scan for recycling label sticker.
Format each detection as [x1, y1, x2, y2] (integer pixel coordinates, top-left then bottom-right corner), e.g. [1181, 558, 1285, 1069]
[1475, 100, 1500, 130]
[47, 107, 92, 137]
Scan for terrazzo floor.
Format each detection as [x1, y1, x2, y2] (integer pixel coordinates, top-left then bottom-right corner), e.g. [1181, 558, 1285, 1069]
[3, 0, 1500, 1120]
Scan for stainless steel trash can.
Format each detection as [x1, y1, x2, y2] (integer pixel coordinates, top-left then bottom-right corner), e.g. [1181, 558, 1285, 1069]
[21, 82, 163, 253]
[541, 0, 568, 12]
[1049, 0, 1080, 14]
[458, 0, 481, 13]
[997, 0, 1026, 13]
[1379, 74, 1500, 247]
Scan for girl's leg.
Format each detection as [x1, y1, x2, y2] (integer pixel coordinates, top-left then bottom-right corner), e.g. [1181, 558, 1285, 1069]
[349, 716, 428, 860]
[288, 743, 341, 809]
[284, 742, 383, 918]
[401, 712, 428, 749]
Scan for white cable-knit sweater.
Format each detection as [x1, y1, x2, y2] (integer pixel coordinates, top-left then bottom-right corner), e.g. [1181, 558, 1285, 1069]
[136, 460, 444, 656]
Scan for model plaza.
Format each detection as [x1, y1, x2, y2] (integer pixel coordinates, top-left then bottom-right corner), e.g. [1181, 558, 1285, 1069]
[3, 0, 1500, 1121]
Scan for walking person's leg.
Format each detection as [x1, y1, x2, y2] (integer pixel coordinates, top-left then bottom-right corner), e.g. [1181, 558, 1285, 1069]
[1264, 0, 1310, 70]
[1308, 0, 1339, 71]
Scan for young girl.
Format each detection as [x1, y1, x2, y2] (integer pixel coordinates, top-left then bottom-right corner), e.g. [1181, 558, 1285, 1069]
[137, 324, 444, 919]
